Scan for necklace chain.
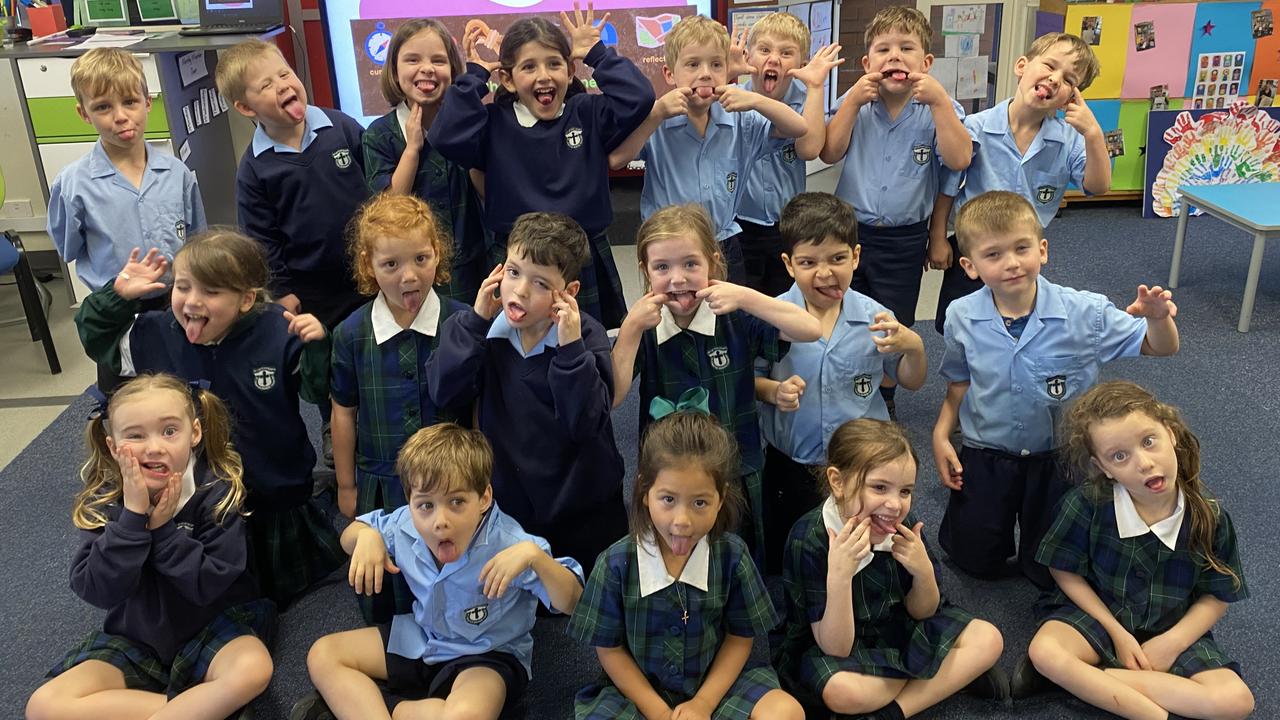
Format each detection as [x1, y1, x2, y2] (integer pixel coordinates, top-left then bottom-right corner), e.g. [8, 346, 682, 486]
[674, 583, 689, 625]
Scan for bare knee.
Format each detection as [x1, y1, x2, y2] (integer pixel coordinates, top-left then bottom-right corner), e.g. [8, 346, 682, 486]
[821, 675, 882, 715]
[750, 689, 804, 720]
[1206, 677, 1254, 720]
[963, 619, 1005, 664]
[439, 702, 499, 720]
[25, 683, 63, 720]
[1027, 631, 1075, 681]
[306, 633, 344, 679]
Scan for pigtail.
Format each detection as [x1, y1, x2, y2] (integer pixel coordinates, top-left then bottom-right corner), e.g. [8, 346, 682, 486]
[73, 415, 123, 530]
[1169, 421, 1241, 590]
[194, 388, 248, 524]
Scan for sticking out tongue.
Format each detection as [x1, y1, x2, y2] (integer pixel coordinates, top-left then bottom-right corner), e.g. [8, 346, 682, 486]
[185, 316, 208, 344]
[871, 514, 898, 536]
[535, 89, 555, 107]
[669, 535, 693, 555]
[816, 285, 843, 301]
[283, 98, 305, 122]
[435, 539, 459, 564]
[402, 290, 423, 314]
[695, 86, 715, 99]
[762, 72, 778, 94]
[1035, 84, 1053, 100]
[1145, 476, 1166, 491]
[888, 70, 909, 82]
[505, 303, 527, 324]
[417, 79, 437, 95]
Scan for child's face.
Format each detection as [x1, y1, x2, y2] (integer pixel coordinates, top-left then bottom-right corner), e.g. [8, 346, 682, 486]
[958, 227, 1047, 304]
[171, 257, 257, 345]
[499, 246, 577, 331]
[397, 29, 453, 108]
[77, 87, 151, 151]
[748, 32, 803, 100]
[408, 483, 493, 565]
[863, 30, 932, 96]
[828, 453, 916, 543]
[234, 52, 308, 129]
[664, 41, 729, 110]
[642, 235, 715, 318]
[644, 465, 723, 557]
[1014, 41, 1084, 110]
[783, 236, 860, 311]
[368, 232, 440, 322]
[500, 41, 573, 122]
[106, 390, 201, 495]
[1088, 412, 1179, 502]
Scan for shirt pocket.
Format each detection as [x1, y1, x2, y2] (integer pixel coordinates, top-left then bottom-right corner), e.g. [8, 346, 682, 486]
[829, 352, 887, 403]
[896, 136, 936, 178]
[444, 587, 495, 642]
[1033, 355, 1088, 406]
[1028, 171, 1064, 207]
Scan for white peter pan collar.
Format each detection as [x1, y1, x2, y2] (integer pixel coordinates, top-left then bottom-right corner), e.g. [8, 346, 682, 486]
[822, 496, 894, 576]
[371, 289, 441, 345]
[656, 301, 715, 345]
[513, 99, 565, 128]
[173, 455, 198, 514]
[637, 531, 710, 597]
[1113, 484, 1185, 551]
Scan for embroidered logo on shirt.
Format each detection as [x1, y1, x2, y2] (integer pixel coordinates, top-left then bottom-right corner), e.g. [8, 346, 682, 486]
[175, 220, 187, 241]
[853, 374, 873, 398]
[1045, 375, 1066, 399]
[912, 143, 931, 165]
[176, 521, 195, 533]
[464, 604, 488, 625]
[726, 171, 737, 194]
[565, 126, 584, 149]
[782, 144, 797, 163]
[707, 346, 730, 370]
[1036, 185, 1057, 204]
[332, 148, 353, 169]
[252, 366, 277, 391]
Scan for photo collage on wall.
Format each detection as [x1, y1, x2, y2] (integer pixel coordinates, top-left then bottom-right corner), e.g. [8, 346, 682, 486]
[1191, 51, 1246, 109]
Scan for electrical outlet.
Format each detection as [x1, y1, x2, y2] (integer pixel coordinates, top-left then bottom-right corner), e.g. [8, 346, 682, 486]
[2, 199, 34, 219]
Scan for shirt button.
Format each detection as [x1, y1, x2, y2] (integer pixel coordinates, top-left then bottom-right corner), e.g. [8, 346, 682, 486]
[883, 156, 890, 161]
[1014, 385, 1022, 392]
[666, 662, 679, 675]
[403, 369, 414, 379]
[1021, 449, 1030, 456]
[880, 185, 887, 191]
[702, 184, 709, 189]
[1136, 569, 1147, 579]
[669, 625, 682, 635]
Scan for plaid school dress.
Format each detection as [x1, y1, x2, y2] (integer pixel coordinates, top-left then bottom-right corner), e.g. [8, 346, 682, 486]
[777, 503, 975, 700]
[567, 533, 782, 719]
[1035, 485, 1248, 677]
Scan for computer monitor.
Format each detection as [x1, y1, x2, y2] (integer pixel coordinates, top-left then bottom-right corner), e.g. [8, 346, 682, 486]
[198, 0, 283, 28]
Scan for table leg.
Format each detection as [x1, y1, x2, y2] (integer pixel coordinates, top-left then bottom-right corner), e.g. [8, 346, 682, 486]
[1237, 232, 1267, 333]
[1170, 199, 1190, 288]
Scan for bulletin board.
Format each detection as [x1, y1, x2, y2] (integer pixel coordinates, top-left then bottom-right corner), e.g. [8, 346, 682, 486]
[929, 3, 1004, 114]
[727, 0, 838, 116]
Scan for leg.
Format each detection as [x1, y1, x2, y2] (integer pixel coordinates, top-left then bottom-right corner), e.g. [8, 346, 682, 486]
[392, 665, 508, 720]
[1169, 199, 1190, 288]
[1237, 231, 1267, 332]
[307, 628, 393, 720]
[721, 234, 748, 286]
[895, 620, 1004, 717]
[1027, 621, 1166, 720]
[1104, 667, 1254, 720]
[151, 635, 273, 720]
[747, 689, 804, 720]
[932, 235, 982, 335]
[1016, 456, 1069, 590]
[26, 660, 166, 720]
[936, 447, 1018, 580]
[821, 671, 908, 716]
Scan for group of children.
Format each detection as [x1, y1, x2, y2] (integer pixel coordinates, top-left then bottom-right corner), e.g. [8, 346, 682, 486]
[27, 4, 1253, 720]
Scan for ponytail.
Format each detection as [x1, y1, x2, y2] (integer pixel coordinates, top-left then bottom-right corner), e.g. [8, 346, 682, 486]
[193, 388, 248, 524]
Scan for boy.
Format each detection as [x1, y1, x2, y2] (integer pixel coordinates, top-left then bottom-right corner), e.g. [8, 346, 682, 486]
[932, 191, 1178, 589]
[928, 32, 1110, 334]
[755, 192, 926, 573]
[734, 13, 843, 296]
[49, 48, 206, 391]
[298, 423, 584, 720]
[608, 15, 810, 284]
[426, 212, 627, 578]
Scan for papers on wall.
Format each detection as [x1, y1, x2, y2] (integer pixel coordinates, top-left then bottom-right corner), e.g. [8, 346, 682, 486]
[956, 55, 988, 99]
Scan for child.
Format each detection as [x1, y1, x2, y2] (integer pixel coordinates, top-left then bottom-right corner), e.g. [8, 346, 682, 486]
[821, 6, 969, 329]
[734, 14, 843, 296]
[429, 8, 655, 329]
[297, 423, 584, 720]
[1021, 381, 1254, 720]
[928, 31, 1109, 334]
[360, 19, 489, 303]
[755, 192, 926, 574]
[426, 211, 626, 576]
[932, 191, 1179, 589]
[567, 411, 805, 720]
[75, 232, 345, 607]
[777, 419, 1006, 720]
[331, 193, 473, 624]
[48, 48, 207, 391]
[608, 14, 810, 285]
[26, 374, 274, 720]
[611, 203, 821, 559]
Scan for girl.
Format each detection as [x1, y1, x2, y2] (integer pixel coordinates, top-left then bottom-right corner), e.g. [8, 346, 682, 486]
[1021, 381, 1254, 720]
[611, 203, 821, 558]
[361, 19, 489, 303]
[74, 232, 344, 608]
[776, 419, 1006, 720]
[428, 5, 656, 329]
[567, 411, 805, 720]
[330, 193, 472, 624]
[26, 374, 274, 720]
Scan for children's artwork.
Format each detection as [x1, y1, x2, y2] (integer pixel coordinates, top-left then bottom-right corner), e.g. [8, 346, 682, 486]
[941, 5, 984, 35]
[808, 0, 832, 31]
[956, 55, 987, 99]
[930, 56, 959, 99]
[1145, 102, 1280, 218]
[1082, 16, 1103, 45]
[1151, 83, 1169, 110]
[1253, 8, 1273, 37]
[1193, 52, 1247, 107]
[1184, 2, 1260, 98]
[1135, 20, 1155, 51]
[727, 9, 772, 33]
[1067, 3, 1133, 99]
[1259, 78, 1278, 106]
[945, 33, 979, 57]
[1105, 128, 1126, 157]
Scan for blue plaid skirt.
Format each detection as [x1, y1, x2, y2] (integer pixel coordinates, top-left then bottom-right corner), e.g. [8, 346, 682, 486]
[575, 662, 778, 720]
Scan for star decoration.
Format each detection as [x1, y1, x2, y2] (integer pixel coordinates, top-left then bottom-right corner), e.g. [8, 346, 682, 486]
[1201, 20, 1215, 36]
[1140, 145, 1146, 156]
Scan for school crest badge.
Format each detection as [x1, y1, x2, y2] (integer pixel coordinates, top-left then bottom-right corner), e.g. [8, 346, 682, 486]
[464, 604, 488, 625]
[707, 346, 730, 370]
[1045, 375, 1066, 400]
[332, 148, 352, 169]
[782, 144, 797, 163]
[912, 143, 931, 165]
[175, 220, 186, 241]
[726, 171, 737, 194]
[565, 126, 584, 149]
[176, 521, 195, 533]
[252, 366, 276, 391]
[1036, 185, 1057, 204]
[853, 374, 873, 398]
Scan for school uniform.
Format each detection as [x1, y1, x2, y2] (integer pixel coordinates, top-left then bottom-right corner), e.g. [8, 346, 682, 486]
[835, 97, 965, 326]
[362, 105, 489, 304]
[330, 289, 469, 624]
[1035, 485, 1247, 677]
[777, 499, 974, 703]
[429, 42, 653, 329]
[236, 105, 368, 326]
[937, 275, 1146, 586]
[426, 308, 627, 577]
[933, 99, 1088, 333]
[567, 532, 782, 719]
[736, 78, 807, 297]
[638, 302, 787, 557]
[757, 286, 899, 572]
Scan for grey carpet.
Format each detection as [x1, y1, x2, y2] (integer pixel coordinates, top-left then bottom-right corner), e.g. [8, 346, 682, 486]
[2, 203, 1276, 719]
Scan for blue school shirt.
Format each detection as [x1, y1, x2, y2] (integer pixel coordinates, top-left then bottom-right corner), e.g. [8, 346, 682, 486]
[356, 502, 584, 677]
[736, 78, 807, 226]
[939, 99, 1086, 229]
[834, 97, 965, 227]
[759, 285, 900, 465]
[640, 104, 775, 241]
[47, 142, 206, 291]
[939, 276, 1146, 456]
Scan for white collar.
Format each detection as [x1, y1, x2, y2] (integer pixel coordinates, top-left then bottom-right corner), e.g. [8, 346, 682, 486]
[821, 496, 894, 576]
[637, 531, 710, 596]
[174, 455, 198, 514]
[1113, 484, 1185, 550]
[512, 99, 565, 127]
[371, 289, 441, 345]
[656, 301, 716, 344]
[395, 102, 413, 141]
[486, 312, 559, 358]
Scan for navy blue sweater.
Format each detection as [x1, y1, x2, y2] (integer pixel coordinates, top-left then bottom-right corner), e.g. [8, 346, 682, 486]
[428, 43, 654, 236]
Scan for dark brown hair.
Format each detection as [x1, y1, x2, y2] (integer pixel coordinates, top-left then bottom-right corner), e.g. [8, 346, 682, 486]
[824, 419, 918, 504]
[506, 211, 589, 283]
[631, 412, 744, 540]
[780, 192, 858, 251]
[380, 19, 465, 106]
[495, 17, 586, 105]
[174, 228, 271, 312]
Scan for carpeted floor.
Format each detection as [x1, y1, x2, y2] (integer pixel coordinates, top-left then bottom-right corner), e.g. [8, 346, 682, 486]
[2, 202, 1276, 719]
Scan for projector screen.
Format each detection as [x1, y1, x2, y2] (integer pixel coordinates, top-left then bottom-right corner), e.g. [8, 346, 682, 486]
[322, 0, 715, 126]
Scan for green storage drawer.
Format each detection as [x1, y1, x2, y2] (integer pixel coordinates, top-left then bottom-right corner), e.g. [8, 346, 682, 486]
[27, 94, 171, 143]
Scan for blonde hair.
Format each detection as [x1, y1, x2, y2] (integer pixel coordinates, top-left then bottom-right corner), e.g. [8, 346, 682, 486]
[1024, 32, 1101, 92]
[380, 19, 464, 106]
[1063, 381, 1240, 589]
[175, 229, 271, 312]
[215, 39, 284, 105]
[747, 12, 810, 60]
[954, 190, 1043, 257]
[664, 15, 729, 69]
[824, 419, 918, 504]
[864, 6, 934, 54]
[635, 204, 725, 289]
[71, 48, 148, 105]
[349, 193, 453, 296]
[396, 423, 492, 500]
[75, 374, 246, 530]
[631, 412, 743, 540]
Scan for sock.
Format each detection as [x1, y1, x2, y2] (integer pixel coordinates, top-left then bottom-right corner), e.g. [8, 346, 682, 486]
[872, 700, 906, 720]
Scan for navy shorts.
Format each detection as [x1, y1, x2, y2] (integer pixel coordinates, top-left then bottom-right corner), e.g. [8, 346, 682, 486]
[377, 623, 529, 714]
[851, 220, 930, 327]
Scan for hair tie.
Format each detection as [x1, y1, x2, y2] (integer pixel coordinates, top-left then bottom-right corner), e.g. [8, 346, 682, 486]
[649, 387, 710, 420]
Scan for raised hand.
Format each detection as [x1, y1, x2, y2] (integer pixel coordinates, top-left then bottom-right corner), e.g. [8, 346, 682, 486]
[284, 311, 326, 343]
[655, 87, 693, 120]
[773, 374, 806, 412]
[552, 289, 581, 345]
[474, 263, 505, 320]
[349, 526, 400, 596]
[1062, 88, 1101, 138]
[908, 71, 948, 107]
[890, 521, 931, 578]
[827, 515, 873, 581]
[1126, 284, 1177, 320]
[464, 24, 501, 74]
[147, 472, 181, 529]
[695, 278, 751, 314]
[789, 43, 844, 89]
[870, 312, 924, 355]
[479, 540, 539, 599]
[846, 72, 882, 111]
[404, 102, 425, 153]
[112, 247, 169, 300]
[727, 25, 755, 78]
[560, 1, 609, 62]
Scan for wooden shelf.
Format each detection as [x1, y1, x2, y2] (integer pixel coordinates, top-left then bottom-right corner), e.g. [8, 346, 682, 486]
[1062, 190, 1143, 206]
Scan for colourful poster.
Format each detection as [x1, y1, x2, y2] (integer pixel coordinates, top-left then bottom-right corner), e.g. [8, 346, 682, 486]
[1248, 0, 1280, 97]
[1184, 1, 1262, 97]
[1065, 3, 1132, 99]
[1122, 3, 1197, 99]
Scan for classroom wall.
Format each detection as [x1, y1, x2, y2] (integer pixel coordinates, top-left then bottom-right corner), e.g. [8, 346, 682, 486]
[0, 65, 54, 251]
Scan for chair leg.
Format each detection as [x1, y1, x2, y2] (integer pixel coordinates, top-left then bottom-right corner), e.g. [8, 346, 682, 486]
[7, 232, 61, 374]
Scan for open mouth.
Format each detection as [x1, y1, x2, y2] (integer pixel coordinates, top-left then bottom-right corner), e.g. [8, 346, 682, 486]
[813, 284, 843, 301]
[533, 87, 556, 107]
[183, 314, 208, 344]
[870, 513, 899, 536]
[140, 461, 170, 479]
[415, 78, 439, 95]
[665, 290, 700, 314]
[762, 69, 779, 94]
[504, 300, 527, 324]
[886, 70, 909, 82]
[1034, 82, 1055, 100]
[1144, 475, 1168, 492]
[434, 538, 460, 564]
[693, 84, 716, 100]
[667, 533, 693, 555]
[280, 92, 305, 122]
[401, 289, 422, 314]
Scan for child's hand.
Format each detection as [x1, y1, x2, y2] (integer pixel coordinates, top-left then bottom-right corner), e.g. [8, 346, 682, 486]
[788, 43, 844, 89]
[932, 434, 963, 490]
[726, 25, 755, 78]
[908, 71, 948, 108]
[1126, 284, 1177, 320]
[552, 289, 581, 345]
[1062, 88, 1101, 138]
[1109, 627, 1152, 671]
[112, 248, 168, 300]
[404, 102, 425, 153]
[926, 229, 953, 270]
[655, 87, 693, 120]
[827, 515, 872, 581]
[891, 521, 931, 578]
[870, 312, 923, 355]
[337, 483, 357, 519]
[474, 264, 504, 320]
[480, 540, 540, 599]
[113, 445, 152, 516]
[560, 1, 609, 62]
[846, 72, 882, 111]
[622, 291, 666, 333]
[716, 84, 757, 113]
[284, 311, 326, 343]
[774, 375, 806, 412]
[671, 696, 714, 720]
[277, 293, 302, 315]
[147, 472, 181, 529]
[1139, 632, 1182, 673]
[463, 24, 501, 74]
[695, 279, 751, 315]
[349, 526, 399, 596]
